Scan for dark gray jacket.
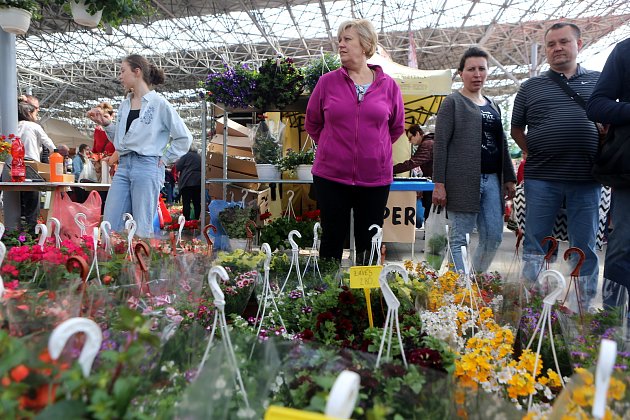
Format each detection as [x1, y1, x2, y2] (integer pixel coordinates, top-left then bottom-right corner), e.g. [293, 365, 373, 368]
[433, 91, 516, 213]
[175, 151, 202, 189]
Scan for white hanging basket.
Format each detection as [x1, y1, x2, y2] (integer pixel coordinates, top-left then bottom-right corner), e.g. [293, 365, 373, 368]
[296, 164, 313, 181]
[70, 0, 103, 28]
[0, 7, 32, 35]
[255, 163, 281, 180]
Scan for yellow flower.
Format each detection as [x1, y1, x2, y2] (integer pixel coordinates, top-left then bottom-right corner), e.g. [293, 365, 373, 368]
[546, 369, 562, 388]
[608, 377, 626, 400]
[572, 384, 593, 407]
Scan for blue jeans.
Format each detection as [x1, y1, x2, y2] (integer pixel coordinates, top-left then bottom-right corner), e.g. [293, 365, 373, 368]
[449, 173, 503, 273]
[104, 152, 165, 238]
[602, 189, 630, 315]
[522, 179, 600, 304]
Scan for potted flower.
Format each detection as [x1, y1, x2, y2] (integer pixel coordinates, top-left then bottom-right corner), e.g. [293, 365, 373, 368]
[0, 134, 14, 174]
[0, 0, 39, 34]
[277, 147, 315, 180]
[250, 118, 285, 180]
[50, 0, 149, 28]
[218, 205, 258, 251]
[303, 52, 341, 93]
[199, 63, 257, 109]
[251, 56, 304, 111]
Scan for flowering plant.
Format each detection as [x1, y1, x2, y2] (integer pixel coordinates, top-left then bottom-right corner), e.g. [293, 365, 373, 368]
[218, 205, 258, 239]
[276, 148, 315, 173]
[303, 52, 341, 93]
[252, 56, 304, 111]
[0, 0, 40, 16]
[200, 63, 257, 109]
[259, 211, 319, 251]
[0, 134, 15, 162]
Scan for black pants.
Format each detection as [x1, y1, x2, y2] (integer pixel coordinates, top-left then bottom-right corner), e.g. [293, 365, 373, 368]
[313, 175, 390, 262]
[421, 191, 433, 221]
[20, 191, 39, 232]
[181, 185, 202, 220]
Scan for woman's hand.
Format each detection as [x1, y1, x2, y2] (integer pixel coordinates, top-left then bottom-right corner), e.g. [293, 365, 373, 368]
[87, 107, 112, 126]
[503, 181, 516, 200]
[432, 182, 447, 207]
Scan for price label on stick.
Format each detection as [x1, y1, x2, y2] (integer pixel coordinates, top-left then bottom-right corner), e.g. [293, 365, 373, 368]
[349, 265, 382, 289]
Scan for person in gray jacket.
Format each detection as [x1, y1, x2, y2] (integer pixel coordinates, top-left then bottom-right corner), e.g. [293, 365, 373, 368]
[432, 47, 516, 272]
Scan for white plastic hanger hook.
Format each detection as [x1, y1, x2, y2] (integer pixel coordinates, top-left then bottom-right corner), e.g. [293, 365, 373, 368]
[0, 222, 5, 241]
[593, 339, 617, 419]
[313, 222, 320, 242]
[48, 217, 61, 248]
[0, 242, 6, 298]
[123, 212, 133, 223]
[100, 221, 111, 253]
[369, 224, 383, 241]
[287, 190, 295, 203]
[48, 317, 103, 377]
[177, 215, 186, 245]
[74, 212, 87, 237]
[241, 191, 248, 207]
[288, 229, 301, 251]
[380, 263, 409, 284]
[125, 219, 137, 258]
[35, 223, 48, 248]
[262, 243, 272, 271]
[207, 266, 228, 310]
[542, 269, 567, 305]
[324, 370, 361, 419]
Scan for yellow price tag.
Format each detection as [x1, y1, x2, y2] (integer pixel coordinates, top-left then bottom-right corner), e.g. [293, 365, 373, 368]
[349, 265, 382, 289]
[265, 406, 339, 420]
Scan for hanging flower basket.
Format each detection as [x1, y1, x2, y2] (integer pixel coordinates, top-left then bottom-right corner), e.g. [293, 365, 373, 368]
[296, 164, 313, 181]
[70, 0, 102, 27]
[0, 6, 32, 35]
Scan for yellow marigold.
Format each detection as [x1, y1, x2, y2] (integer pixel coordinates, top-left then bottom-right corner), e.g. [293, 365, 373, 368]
[608, 377, 626, 400]
[546, 369, 562, 388]
[571, 384, 593, 407]
[538, 376, 549, 386]
[518, 349, 543, 377]
[507, 372, 535, 399]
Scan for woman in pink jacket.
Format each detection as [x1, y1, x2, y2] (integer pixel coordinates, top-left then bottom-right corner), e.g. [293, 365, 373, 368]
[305, 19, 405, 262]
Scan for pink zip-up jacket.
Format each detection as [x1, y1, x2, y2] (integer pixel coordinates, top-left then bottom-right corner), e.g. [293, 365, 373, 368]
[305, 64, 405, 187]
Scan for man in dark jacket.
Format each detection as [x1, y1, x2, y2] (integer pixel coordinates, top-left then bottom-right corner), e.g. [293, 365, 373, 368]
[586, 37, 630, 318]
[175, 146, 202, 220]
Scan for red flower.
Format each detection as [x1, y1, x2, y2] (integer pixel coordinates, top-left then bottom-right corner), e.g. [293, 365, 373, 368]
[338, 290, 356, 305]
[337, 317, 353, 332]
[315, 311, 335, 329]
[300, 329, 314, 340]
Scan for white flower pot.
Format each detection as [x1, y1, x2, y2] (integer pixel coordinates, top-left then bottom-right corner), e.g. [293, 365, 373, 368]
[255, 164, 281, 180]
[0, 7, 32, 35]
[296, 164, 313, 181]
[70, 0, 103, 27]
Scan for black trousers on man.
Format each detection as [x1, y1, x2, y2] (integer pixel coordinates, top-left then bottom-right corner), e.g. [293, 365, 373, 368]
[313, 175, 390, 263]
[181, 185, 202, 220]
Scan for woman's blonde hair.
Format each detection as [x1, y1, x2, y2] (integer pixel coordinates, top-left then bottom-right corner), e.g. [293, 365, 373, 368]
[337, 19, 378, 58]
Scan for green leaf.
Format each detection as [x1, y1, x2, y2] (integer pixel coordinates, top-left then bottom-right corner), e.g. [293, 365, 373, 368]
[36, 400, 87, 419]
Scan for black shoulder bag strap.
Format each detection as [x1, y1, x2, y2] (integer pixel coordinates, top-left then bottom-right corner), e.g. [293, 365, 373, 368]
[546, 70, 587, 109]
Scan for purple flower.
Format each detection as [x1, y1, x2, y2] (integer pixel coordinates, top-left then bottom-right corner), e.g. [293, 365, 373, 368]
[18, 234, 26, 242]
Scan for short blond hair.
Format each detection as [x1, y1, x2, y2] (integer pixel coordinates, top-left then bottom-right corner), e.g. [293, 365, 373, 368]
[337, 19, 378, 58]
[97, 101, 114, 116]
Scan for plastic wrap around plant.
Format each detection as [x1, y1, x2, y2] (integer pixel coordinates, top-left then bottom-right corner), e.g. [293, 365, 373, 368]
[250, 120, 285, 165]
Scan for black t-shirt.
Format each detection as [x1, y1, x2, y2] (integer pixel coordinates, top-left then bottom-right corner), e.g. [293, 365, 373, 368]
[126, 109, 140, 133]
[479, 101, 502, 174]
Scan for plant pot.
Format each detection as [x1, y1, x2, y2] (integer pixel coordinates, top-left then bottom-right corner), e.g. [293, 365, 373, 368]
[255, 163, 281, 180]
[0, 6, 32, 35]
[296, 164, 313, 181]
[228, 238, 248, 251]
[70, 0, 103, 27]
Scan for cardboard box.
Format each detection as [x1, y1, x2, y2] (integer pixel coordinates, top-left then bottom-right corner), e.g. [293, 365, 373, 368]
[26, 161, 50, 173]
[207, 153, 257, 177]
[62, 174, 74, 183]
[39, 172, 50, 181]
[214, 116, 250, 137]
[208, 142, 253, 158]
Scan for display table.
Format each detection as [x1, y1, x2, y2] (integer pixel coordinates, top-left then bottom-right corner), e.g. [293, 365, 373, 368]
[0, 182, 111, 192]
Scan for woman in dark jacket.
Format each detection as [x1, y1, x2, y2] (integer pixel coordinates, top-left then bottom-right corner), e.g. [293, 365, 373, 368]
[176, 146, 202, 220]
[432, 47, 516, 273]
